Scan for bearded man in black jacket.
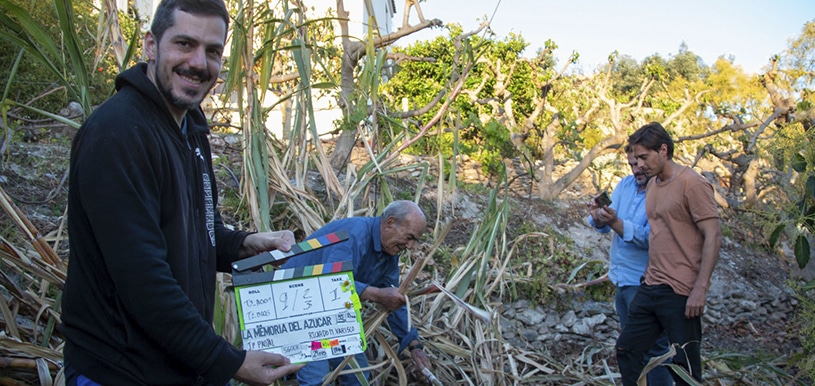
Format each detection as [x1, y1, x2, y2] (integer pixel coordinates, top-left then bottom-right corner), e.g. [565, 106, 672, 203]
[60, 1, 303, 385]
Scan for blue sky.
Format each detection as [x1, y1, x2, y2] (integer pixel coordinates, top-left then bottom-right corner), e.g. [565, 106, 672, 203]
[397, 0, 814, 74]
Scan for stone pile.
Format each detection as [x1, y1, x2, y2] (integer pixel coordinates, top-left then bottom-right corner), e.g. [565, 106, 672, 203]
[498, 268, 798, 357]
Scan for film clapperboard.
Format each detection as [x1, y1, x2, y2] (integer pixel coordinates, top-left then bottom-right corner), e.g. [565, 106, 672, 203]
[231, 230, 366, 363]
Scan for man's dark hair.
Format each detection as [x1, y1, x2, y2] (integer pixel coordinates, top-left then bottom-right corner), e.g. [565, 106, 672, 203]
[628, 122, 674, 159]
[382, 200, 425, 224]
[150, 0, 230, 42]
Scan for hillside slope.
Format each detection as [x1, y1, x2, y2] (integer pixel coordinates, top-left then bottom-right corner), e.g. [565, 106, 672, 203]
[0, 138, 810, 383]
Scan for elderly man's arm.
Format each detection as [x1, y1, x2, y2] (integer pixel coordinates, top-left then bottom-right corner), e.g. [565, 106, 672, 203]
[360, 286, 406, 310]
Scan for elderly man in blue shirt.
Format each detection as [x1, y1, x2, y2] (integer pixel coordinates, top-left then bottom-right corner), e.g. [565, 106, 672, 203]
[281, 200, 431, 385]
[588, 146, 673, 385]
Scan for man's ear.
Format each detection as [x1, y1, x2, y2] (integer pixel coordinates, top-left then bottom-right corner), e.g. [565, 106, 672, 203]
[144, 32, 157, 61]
[384, 216, 398, 229]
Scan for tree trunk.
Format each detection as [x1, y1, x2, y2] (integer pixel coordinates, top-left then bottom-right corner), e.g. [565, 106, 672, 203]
[537, 134, 626, 200]
[328, 0, 442, 171]
[743, 160, 760, 209]
[329, 0, 359, 170]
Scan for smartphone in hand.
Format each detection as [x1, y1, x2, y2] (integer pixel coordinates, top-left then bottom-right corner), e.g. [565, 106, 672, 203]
[595, 191, 612, 207]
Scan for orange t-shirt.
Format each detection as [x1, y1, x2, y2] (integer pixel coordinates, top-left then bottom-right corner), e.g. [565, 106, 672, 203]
[643, 165, 718, 296]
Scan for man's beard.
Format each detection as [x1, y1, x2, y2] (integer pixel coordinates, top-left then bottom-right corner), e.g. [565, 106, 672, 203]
[154, 54, 212, 111]
[635, 173, 651, 186]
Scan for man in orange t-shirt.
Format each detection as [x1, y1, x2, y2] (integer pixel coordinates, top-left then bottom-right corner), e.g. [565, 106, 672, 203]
[616, 122, 721, 386]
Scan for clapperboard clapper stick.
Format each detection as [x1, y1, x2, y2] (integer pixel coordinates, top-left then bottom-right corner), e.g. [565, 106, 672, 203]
[232, 229, 350, 273]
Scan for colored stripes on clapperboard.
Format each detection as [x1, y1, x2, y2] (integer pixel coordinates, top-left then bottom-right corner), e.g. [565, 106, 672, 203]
[231, 229, 349, 274]
[232, 260, 353, 287]
[287, 231, 346, 256]
[272, 260, 353, 281]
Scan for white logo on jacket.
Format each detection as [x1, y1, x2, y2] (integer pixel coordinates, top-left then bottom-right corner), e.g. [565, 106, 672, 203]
[196, 147, 216, 246]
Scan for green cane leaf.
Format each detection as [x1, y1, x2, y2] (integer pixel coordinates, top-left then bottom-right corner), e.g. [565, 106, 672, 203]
[791, 153, 807, 173]
[768, 224, 785, 249]
[794, 234, 811, 269]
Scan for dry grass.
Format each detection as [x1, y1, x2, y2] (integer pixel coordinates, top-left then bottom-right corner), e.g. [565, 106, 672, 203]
[0, 185, 66, 385]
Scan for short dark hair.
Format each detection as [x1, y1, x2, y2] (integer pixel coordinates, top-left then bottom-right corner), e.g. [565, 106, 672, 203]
[382, 200, 425, 224]
[150, 0, 230, 42]
[628, 122, 674, 159]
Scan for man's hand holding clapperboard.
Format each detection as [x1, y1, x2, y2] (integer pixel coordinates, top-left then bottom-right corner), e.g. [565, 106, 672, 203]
[231, 230, 349, 273]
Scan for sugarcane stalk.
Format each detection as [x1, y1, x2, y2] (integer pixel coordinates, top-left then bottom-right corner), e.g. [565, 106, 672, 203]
[0, 186, 62, 268]
[0, 357, 59, 370]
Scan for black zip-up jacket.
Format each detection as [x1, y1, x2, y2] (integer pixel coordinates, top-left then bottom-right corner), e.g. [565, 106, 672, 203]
[61, 63, 248, 385]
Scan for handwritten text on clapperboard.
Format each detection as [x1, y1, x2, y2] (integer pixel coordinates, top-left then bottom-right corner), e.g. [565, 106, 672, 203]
[236, 266, 365, 362]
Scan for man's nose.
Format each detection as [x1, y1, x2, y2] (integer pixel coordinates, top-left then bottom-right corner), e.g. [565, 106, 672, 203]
[189, 47, 207, 69]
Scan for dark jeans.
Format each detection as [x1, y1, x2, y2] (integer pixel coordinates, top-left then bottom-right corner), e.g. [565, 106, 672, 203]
[296, 353, 369, 385]
[63, 363, 101, 386]
[616, 284, 702, 386]
[616, 285, 674, 386]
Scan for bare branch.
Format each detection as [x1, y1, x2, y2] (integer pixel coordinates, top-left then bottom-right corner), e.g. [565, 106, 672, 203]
[384, 52, 436, 66]
[369, 18, 443, 55]
[748, 108, 786, 149]
[387, 89, 447, 119]
[463, 72, 489, 101]
[663, 89, 711, 126]
[401, 0, 427, 30]
[676, 120, 757, 142]
[266, 72, 300, 84]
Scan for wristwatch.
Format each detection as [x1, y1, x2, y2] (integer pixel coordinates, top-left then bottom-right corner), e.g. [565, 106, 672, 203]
[409, 342, 424, 351]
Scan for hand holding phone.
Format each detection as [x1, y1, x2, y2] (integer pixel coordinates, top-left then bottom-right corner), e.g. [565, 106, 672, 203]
[595, 191, 612, 207]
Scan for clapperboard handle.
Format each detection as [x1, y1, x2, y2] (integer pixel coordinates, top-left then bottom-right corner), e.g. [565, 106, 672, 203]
[231, 229, 349, 273]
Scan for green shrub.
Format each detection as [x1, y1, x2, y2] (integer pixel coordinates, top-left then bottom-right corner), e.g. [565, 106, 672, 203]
[1, 0, 123, 115]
